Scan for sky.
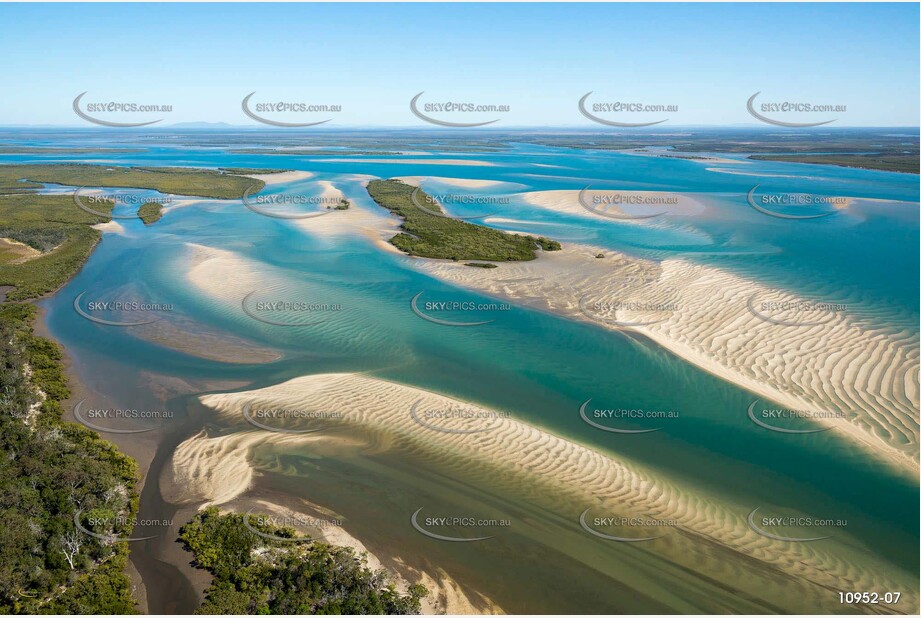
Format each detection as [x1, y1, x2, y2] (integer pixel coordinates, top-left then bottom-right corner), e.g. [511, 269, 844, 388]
[1, 2, 918, 127]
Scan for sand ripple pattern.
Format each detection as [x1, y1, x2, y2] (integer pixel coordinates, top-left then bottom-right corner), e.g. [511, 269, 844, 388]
[192, 374, 917, 613]
[410, 244, 920, 474]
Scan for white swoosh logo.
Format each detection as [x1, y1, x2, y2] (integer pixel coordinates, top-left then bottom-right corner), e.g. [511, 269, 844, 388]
[746, 184, 836, 220]
[410, 291, 494, 327]
[409, 92, 500, 128]
[746, 92, 836, 128]
[579, 399, 662, 434]
[746, 507, 832, 542]
[73, 291, 159, 327]
[241, 92, 332, 128]
[578, 92, 668, 128]
[579, 508, 663, 542]
[410, 508, 494, 542]
[72, 92, 163, 128]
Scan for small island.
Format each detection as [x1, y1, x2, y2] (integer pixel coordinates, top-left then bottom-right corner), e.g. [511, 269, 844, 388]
[366, 179, 560, 262]
[137, 201, 163, 225]
[748, 153, 919, 174]
[0, 164, 267, 300]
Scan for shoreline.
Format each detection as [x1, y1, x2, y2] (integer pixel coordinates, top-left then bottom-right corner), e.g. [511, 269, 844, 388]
[403, 239, 919, 477]
[161, 372, 917, 614]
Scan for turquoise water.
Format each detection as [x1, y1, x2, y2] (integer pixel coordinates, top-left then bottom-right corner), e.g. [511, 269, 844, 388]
[7, 131, 917, 612]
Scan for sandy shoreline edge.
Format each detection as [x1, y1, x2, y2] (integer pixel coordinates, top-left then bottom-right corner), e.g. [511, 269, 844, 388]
[161, 373, 916, 613]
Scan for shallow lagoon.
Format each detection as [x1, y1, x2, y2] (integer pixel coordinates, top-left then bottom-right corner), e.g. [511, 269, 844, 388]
[15, 133, 918, 612]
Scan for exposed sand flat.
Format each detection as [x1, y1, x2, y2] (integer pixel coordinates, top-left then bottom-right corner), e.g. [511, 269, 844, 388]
[179, 373, 917, 612]
[186, 242, 267, 305]
[672, 156, 748, 165]
[519, 189, 709, 219]
[248, 170, 314, 185]
[0, 237, 41, 263]
[316, 179, 344, 201]
[91, 220, 126, 234]
[395, 176, 522, 190]
[408, 243, 919, 475]
[162, 429, 259, 504]
[288, 182, 403, 245]
[131, 315, 282, 364]
[619, 149, 751, 166]
[310, 158, 497, 167]
[705, 167, 817, 179]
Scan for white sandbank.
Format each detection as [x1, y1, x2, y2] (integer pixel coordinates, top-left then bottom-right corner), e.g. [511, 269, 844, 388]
[407, 242, 919, 476]
[518, 189, 709, 219]
[162, 373, 916, 612]
[91, 220, 126, 234]
[248, 170, 315, 185]
[395, 176, 522, 190]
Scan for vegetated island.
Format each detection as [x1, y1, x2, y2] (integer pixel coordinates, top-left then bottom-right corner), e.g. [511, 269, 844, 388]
[0, 164, 265, 300]
[748, 153, 919, 174]
[514, 129, 920, 174]
[366, 178, 560, 263]
[0, 164, 266, 199]
[137, 201, 163, 225]
[179, 507, 427, 614]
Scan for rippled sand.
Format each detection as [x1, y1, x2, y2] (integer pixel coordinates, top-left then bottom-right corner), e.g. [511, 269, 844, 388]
[409, 243, 920, 476]
[248, 170, 315, 185]
[519, 189, 709, 219]
[166, 373, 917, 613]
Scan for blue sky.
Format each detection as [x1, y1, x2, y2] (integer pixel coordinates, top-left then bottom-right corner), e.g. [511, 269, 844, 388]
[1, 2, 918, 127]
